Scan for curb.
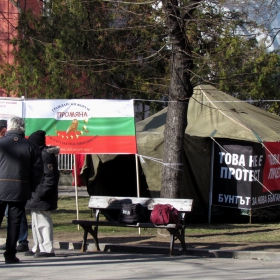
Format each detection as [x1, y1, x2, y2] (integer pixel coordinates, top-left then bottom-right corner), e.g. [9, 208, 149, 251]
[52, 240, 280, 260]
[1, 237, 279, 260]
[186, 248, 280, 261]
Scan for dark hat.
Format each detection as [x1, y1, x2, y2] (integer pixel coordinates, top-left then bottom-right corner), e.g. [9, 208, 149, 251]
[28, 130, 46, 146]
[0, 120, 7, 128]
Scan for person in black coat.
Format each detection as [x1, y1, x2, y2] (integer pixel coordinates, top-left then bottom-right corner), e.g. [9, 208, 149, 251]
[0, 119, 30, 253]
[25, 130, 60, 258]
[0, 117, 43, 264]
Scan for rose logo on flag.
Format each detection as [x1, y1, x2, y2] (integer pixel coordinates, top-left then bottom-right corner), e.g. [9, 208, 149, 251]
[66, 119, 79, 134]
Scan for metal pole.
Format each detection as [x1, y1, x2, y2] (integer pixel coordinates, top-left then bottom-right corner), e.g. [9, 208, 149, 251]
[249, 208, 252, 224]
[135, 154, 140, 198]
[73, 155, 80, 230]
[208, 141, 215, 224]
[135, 154, 141, 234]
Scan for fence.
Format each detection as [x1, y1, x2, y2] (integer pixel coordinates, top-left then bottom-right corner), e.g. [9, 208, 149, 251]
[57, 154, 73, 171]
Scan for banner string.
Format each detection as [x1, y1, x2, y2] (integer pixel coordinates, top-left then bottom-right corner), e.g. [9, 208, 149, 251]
[211, 137, 273, 195]
[201, 92, 253, 132]
[138, 154, 183, 171]
[261, 143, 280, 165]
[133, 98, 280, 104]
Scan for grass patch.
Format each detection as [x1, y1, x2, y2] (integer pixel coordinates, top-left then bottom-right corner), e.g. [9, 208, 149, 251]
[1, 196, 280, 251]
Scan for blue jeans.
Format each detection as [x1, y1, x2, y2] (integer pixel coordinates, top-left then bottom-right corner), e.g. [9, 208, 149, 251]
[4, 205, 28, 245]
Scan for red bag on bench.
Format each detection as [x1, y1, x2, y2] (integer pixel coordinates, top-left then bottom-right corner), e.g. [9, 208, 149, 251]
[150, 204, 179, 225]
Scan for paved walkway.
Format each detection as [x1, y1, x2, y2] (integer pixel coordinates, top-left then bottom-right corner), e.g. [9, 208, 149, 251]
[1, 249, 280, 280]
[1, 236, 280, 261]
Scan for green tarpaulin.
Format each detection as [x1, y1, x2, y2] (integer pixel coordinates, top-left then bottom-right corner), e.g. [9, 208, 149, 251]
[82, 85, 280, 219]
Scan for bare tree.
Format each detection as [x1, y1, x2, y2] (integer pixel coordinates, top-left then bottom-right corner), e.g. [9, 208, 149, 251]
[161, 0, 202, 198]
[160, 0, 280, 198]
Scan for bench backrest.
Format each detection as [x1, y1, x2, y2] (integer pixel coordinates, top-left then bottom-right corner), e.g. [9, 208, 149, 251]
[88, 196, 193, 212]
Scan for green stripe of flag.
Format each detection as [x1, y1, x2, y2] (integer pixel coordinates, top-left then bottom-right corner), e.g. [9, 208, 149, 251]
[25, 117, 136, 136]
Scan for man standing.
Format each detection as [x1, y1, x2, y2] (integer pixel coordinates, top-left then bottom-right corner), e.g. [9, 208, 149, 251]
[0, 119, 29, 253]
[25, 130, 60, 258]
[0, 117, 43, 264]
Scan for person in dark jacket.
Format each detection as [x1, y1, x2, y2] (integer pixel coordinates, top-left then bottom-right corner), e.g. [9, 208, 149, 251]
[25, 130, 60, 258]
[0, 117, 43, 264]
[0, 119, 30, 253]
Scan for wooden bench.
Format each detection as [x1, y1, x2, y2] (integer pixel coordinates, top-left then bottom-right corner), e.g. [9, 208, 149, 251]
[72, 196, 193, 256]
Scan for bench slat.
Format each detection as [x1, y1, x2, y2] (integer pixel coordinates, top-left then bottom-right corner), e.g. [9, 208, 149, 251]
[73, 219, 182, 229]
[88, 196, 193, 211]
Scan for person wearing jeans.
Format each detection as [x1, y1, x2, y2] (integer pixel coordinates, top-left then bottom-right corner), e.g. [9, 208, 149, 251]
[18, 209, 29, 250]
[0, 207, 29, 252]
[0, 117, 43, 264]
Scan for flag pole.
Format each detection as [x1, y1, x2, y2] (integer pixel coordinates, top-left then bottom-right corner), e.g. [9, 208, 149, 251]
[133, 99, 141, 234]
[73, 154, 80, 230]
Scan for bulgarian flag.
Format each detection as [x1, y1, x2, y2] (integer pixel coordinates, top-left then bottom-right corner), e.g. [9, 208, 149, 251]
[23, 99, 137, 154]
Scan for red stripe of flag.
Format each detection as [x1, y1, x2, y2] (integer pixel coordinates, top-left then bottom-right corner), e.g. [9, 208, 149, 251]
[45, 135, 137, 154]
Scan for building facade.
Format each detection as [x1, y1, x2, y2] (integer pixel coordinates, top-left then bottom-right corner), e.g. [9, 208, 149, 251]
[0, 0, 43, 96]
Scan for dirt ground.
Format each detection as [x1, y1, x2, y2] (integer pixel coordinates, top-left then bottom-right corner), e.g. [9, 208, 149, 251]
[54, 223, 280, 253]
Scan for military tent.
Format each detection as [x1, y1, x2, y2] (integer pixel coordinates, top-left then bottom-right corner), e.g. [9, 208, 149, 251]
[81, 85, 280, 221]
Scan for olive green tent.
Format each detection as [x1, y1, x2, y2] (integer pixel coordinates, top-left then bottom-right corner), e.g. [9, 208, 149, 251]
[82, 85, 280, 220]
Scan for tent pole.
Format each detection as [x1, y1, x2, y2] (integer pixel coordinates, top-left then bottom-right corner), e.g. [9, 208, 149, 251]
[208, 141, 215, 224]
[73, 154, 80, 230]
[249, 208, 252, 224]
[135, 154, 140, 197]
[135, 154, 141, 234]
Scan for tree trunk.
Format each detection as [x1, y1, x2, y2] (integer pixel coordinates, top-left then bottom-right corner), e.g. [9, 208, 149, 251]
[161, 0, 197, 198]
